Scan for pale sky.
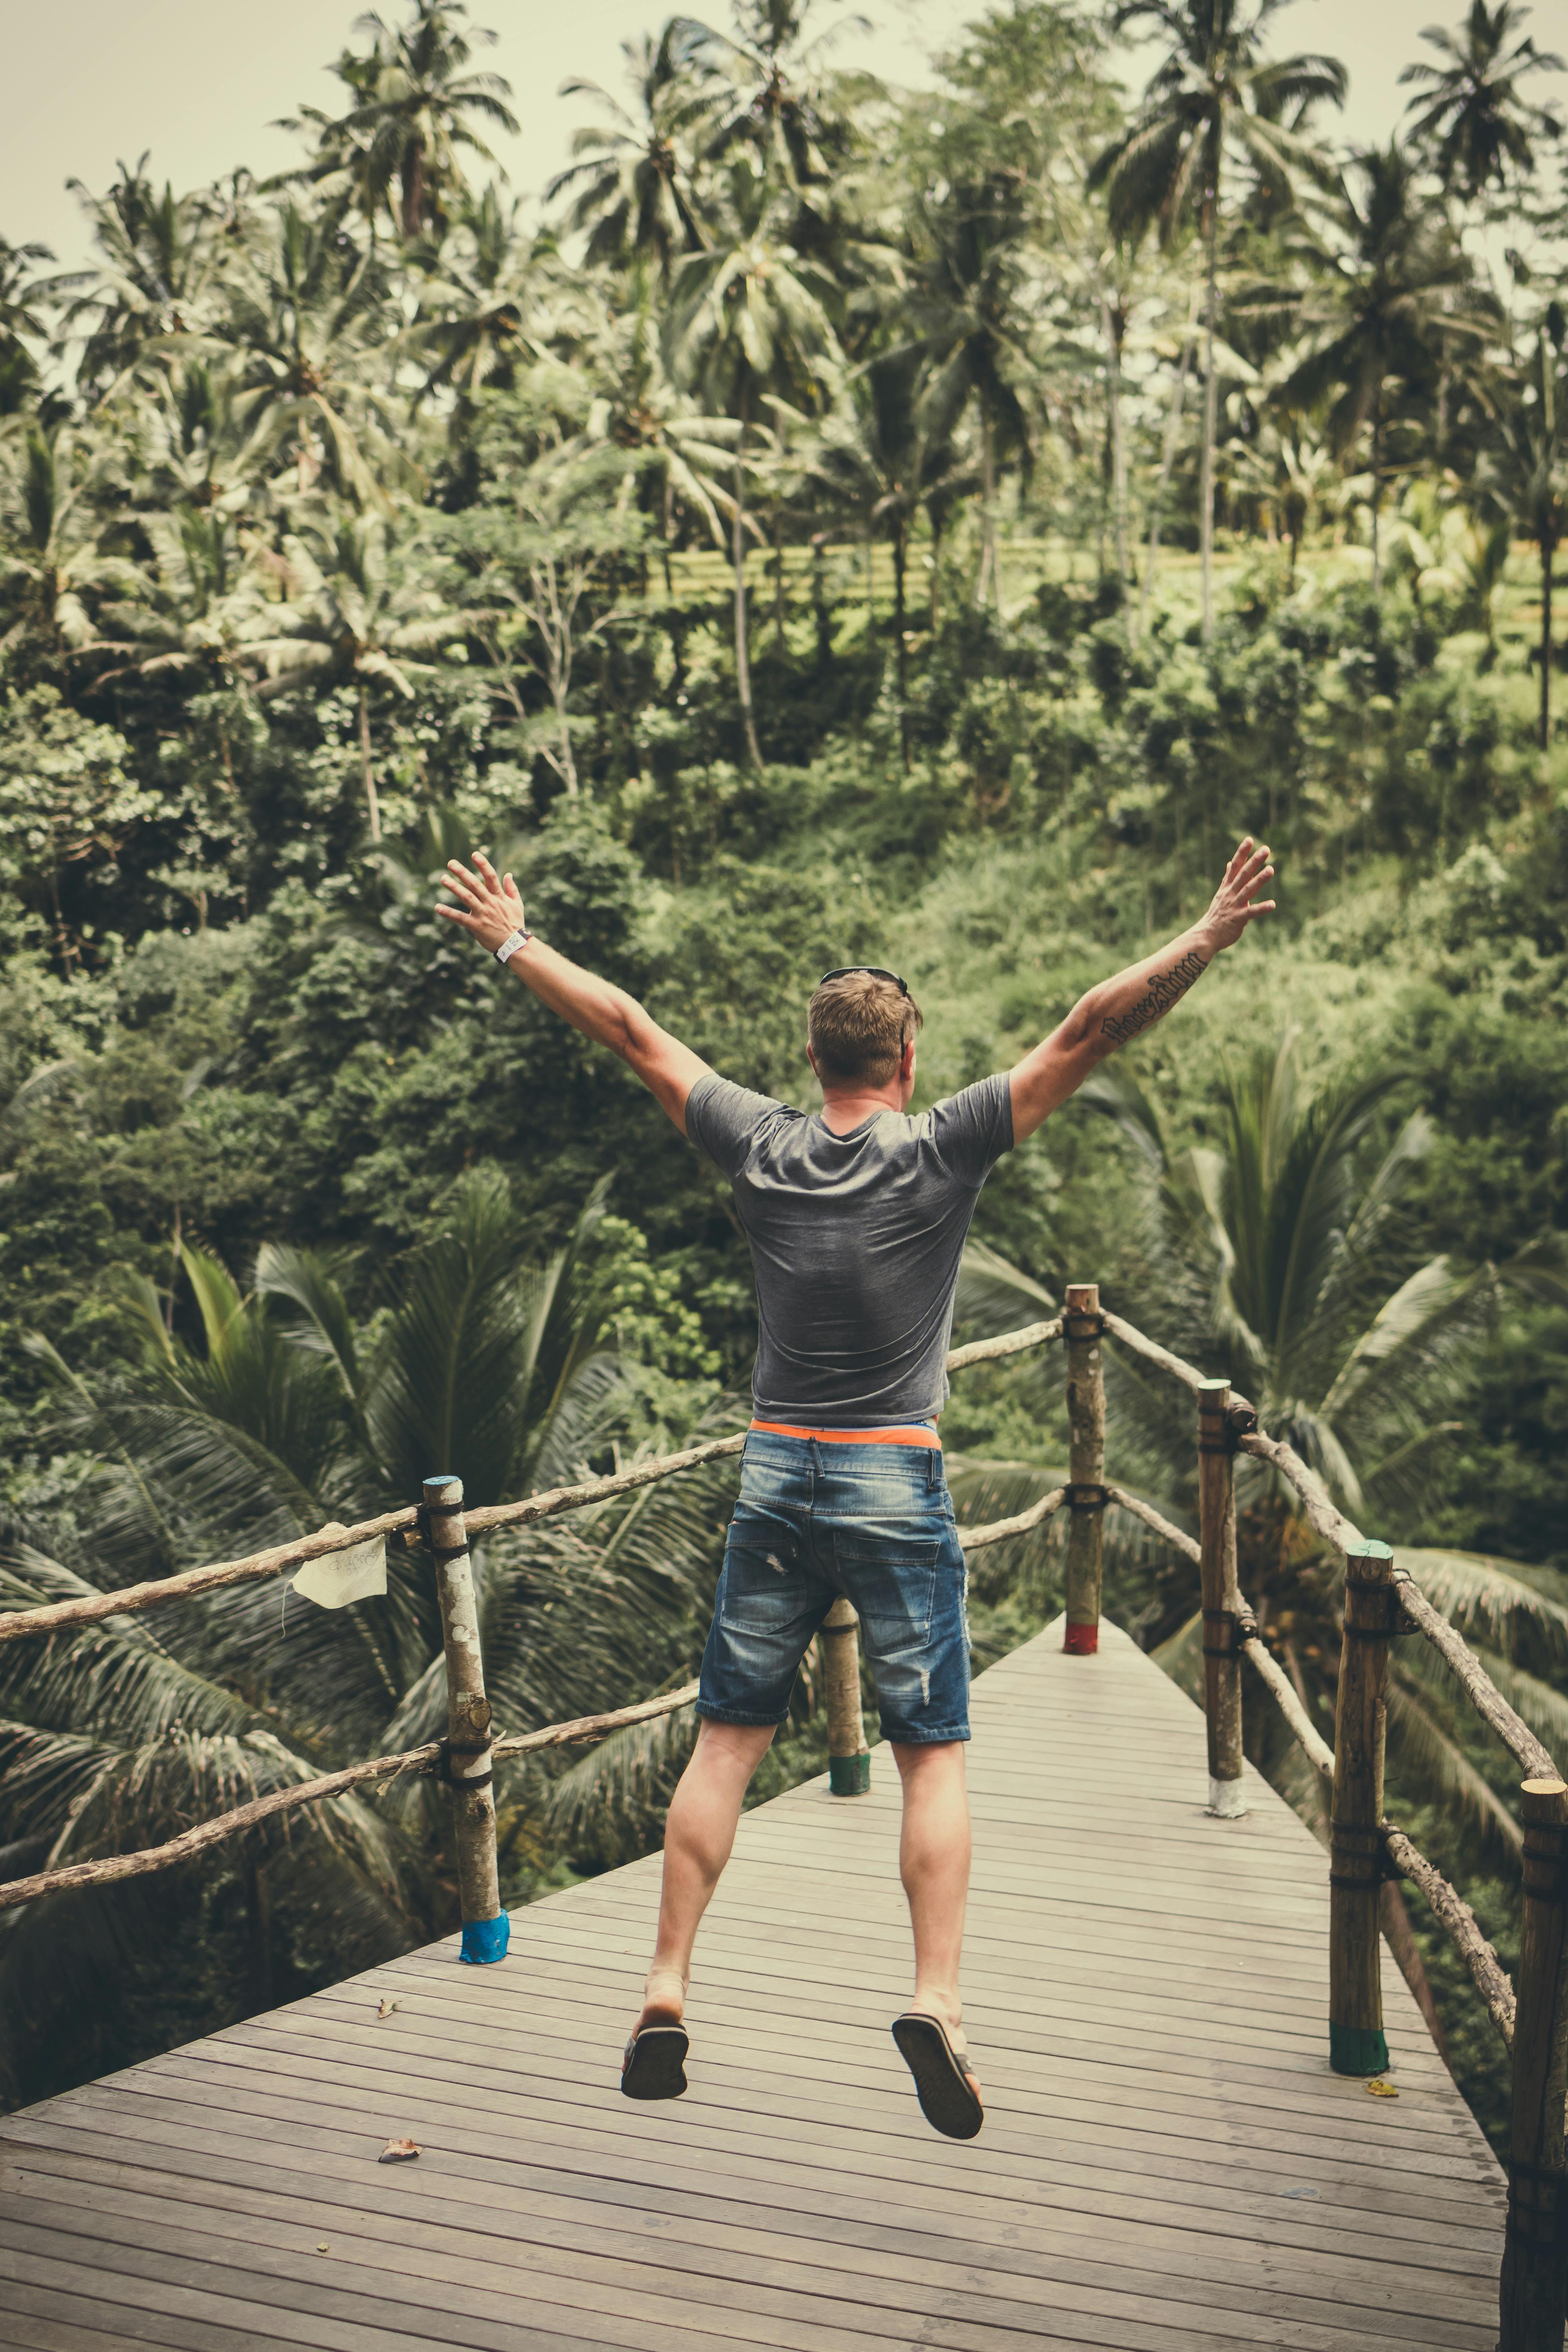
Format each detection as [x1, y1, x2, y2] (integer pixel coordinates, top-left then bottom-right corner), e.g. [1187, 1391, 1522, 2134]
[4, 0, 1553, 273]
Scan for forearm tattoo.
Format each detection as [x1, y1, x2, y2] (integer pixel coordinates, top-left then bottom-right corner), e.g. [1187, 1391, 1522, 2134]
[1100, 949, 1210, 1046]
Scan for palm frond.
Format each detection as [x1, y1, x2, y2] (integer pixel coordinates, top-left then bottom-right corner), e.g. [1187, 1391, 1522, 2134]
[1452, 1650, 1568, 1766]
[255, 1242, 367, 1418]
[1387, 1671, 1522, 1853]
[1394, 1547, 1568, 1655]
[955, 1237, 1056, 1338]
[1152, 1605, 1204, 1708]
[540, 1699, 699, 1856]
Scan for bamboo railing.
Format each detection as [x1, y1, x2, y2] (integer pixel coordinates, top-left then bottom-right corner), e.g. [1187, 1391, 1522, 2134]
[0, 1292, 1557, 2346]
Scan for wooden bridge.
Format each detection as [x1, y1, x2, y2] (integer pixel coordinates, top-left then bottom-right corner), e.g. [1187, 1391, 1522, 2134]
[0, 1617, 1508, 2352]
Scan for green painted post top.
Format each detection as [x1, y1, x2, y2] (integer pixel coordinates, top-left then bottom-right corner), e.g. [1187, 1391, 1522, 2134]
[1344, 1539, 1394, 1561]
[423, 1474, 463, 1501]
[1196, 1377, 1229, 1392]
[1329, 2021, 1391, 2077]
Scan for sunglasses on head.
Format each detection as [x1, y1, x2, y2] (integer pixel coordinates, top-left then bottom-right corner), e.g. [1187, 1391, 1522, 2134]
[818, 965, 908, 996]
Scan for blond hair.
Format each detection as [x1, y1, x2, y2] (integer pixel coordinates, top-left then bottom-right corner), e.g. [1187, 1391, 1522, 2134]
[807, 971, 924, 1087]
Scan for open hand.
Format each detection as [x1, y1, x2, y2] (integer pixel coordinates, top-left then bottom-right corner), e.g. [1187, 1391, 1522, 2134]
[1201, 838, 1276, 952]
[436, 853, 525, 956]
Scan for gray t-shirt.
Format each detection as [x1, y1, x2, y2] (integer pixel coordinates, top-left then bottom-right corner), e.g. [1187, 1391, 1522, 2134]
[686, 1071, 1014, 1426]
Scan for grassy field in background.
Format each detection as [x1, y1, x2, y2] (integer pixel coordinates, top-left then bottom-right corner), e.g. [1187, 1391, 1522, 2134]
[661, 530, 1551, 656]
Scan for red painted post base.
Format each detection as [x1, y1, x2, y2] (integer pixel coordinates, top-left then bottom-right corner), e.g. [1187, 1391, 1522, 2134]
[1063, 1622, 1099, 1655]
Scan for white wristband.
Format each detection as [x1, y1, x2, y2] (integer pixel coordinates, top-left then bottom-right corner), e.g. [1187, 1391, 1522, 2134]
[494, 926, 531, 967]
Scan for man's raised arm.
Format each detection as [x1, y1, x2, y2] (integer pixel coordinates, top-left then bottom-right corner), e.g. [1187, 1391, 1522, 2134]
[436, 853, 713, 1134]
[1009, 838, 1276, 1143]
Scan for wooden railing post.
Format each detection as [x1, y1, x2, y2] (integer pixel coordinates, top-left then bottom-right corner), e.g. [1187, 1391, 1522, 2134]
[1063, 1283, 1105, 1656]
[822, 1597, 871, 1795]
[423, 1475, 509, 1965]
[1328, 1538, 1396, 2074]
[1197, 1379, 1245, 1818]
[1499, 1775, 1568, 2352]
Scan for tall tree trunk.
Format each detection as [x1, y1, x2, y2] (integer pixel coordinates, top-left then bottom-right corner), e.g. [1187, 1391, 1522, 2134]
[1139, 289, 1199, 644]
[929, 510, 944, 630]
[400, 137, 426, 240]
[864, 524, 876, 676]
[1100, 287, 1129, 588]
[811, 532, 831, 675]
[1200, 165, 1220, 644]
[1370, 401, 1383, 594]
[358, 685, 382, 843]
[975, 400, 997, 611]
[543, 581, 579, 796]
[773, 510, 787, 649]
[661, 477, 675, 597]
[166, 1200, 182, 1336]
[731, 390, 762, 769]
[893, 516, 909, 771]
[1541, 534, 1555, 752]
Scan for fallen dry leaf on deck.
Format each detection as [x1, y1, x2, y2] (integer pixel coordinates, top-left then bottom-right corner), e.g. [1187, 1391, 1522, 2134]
[1366, 2080, 1399, 2098]
[378, 2137, 420, 2163]
[317, 2242, 330, 2253]
[376, 1997, 399, 2019]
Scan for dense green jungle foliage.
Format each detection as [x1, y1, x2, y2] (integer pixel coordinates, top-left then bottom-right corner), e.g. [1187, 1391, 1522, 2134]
[2, 0, 1568, 2153]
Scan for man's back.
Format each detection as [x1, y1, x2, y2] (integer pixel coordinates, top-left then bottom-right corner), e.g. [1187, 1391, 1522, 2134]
[686, 1072, 1014, 1427]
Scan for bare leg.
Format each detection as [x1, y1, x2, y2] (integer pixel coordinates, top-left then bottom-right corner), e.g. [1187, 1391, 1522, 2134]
[889, 1739, 978, 2093]
[637, 1718, 776, 2029]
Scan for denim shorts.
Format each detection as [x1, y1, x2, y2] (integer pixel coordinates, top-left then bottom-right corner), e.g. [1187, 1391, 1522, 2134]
[697, 1429, 970, 1745]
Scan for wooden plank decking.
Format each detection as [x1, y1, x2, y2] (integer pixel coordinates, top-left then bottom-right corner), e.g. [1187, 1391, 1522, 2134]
[0, 1619, 1510, 2352]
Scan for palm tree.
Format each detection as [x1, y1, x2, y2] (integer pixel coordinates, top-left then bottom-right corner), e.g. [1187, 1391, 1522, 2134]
[278, 0, 519, 242]
[1228, 410, 1336, 578]
[1087, 1043, 1511, 1503]
[1401, 0, 1564, 200]
[913, 170, 1035, 613]
[404, 187, 547, 407]
[684, 0, 866, 196]
[0, 676, 160, 975]
[242, 514, 469, 839]
[963, 1028, 1568, 1529]
[580, 273, 740, 585]
[126, 357, 254, 517]
[1275, 144, 1496, 591]
[27, 1177, 715, 1728]
[71, 370, 270, 792]
[546, 24, 710, 279]
[668, 165, 840, 764]
[1089, 2, 1346, 639]
[218, 197, 401, 505]
[0, 424, 145, 653]
[79, 508, 261, 699]
[0, 240, 58, 418]
[0, 1532, 423, 2104]
[2, 1175, 726, 2100]
[948, 1031, 1568, 1877]
[438, 375, 647, 797]
[1477, 318, 1567, 748]
[57, 160, 227, 403]
[1452, 513, 1514, 653]
[805, 345, 965, 754]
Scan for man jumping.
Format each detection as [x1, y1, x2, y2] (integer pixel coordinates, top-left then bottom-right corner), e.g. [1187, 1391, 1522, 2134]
[437, 837, 1274, 2139]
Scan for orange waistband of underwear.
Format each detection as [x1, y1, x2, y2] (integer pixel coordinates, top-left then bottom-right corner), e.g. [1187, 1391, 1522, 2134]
[748, 1418, 940, 1450]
